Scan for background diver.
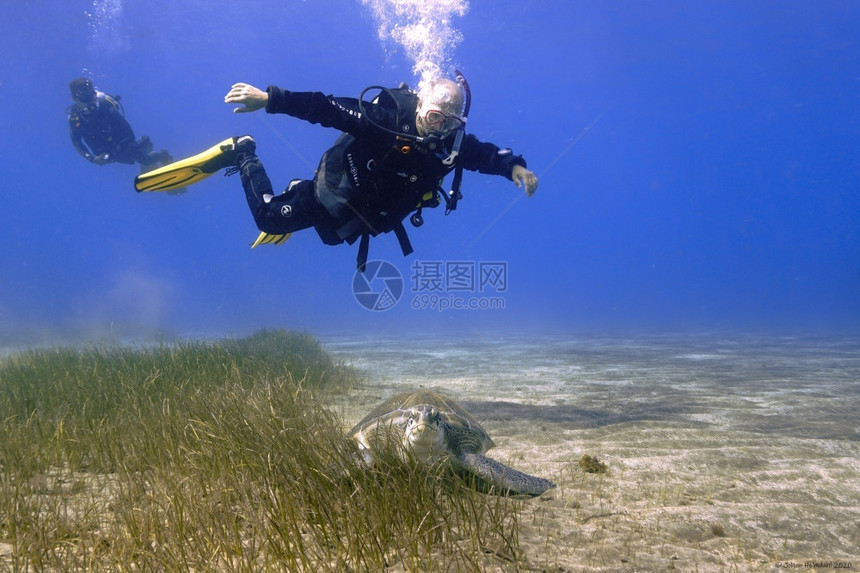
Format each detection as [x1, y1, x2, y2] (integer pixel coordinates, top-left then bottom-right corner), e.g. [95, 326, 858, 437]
[67, 77, 172, 171]
[135, 75, 539, 270]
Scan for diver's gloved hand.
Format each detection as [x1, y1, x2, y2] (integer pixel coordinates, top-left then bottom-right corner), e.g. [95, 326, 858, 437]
[512, 165, 538, 197]
[91, 153, 110, 165]
[225, 83, 268, 114]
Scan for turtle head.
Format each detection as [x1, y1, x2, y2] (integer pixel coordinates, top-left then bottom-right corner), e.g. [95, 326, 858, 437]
[404, 405, 445, 462]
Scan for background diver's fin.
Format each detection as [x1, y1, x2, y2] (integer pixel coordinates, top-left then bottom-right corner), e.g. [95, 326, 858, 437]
[134, 137, 235, 193]
[251, 232, 292, 249]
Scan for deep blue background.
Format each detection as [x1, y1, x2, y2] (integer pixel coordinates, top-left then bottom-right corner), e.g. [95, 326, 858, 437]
[2, 1, 858, 342]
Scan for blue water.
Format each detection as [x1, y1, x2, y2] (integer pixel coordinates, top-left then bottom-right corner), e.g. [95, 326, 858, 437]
[2, 1, 859, 342]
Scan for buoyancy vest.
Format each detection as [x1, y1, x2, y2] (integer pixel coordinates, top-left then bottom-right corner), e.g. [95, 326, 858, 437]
[313, 86, 457, 271]
[67, 93, 133, 155]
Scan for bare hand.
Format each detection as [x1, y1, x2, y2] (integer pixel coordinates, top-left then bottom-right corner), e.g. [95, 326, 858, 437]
[512, 165, 538, 197]
[224, 82, 268, 114]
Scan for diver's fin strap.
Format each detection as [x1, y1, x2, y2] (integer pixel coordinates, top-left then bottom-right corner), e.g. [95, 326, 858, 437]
[251, 231, 292, 249]
[357, 234, 370, 273]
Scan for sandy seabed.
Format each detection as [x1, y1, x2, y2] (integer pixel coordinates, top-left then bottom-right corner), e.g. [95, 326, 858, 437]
[2, 332, 855, 571]
[326, 333, 860, 572]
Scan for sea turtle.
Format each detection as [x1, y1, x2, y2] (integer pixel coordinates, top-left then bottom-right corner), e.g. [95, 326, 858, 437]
[348, 390, 556, 496]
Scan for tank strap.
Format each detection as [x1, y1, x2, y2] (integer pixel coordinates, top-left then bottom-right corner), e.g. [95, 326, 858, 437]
[392, 221, 414, 257]
[357, 234, 370, 272]
[355, 221, 414, 273]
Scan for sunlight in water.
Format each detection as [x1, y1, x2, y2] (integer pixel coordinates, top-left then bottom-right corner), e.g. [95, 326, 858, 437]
[360, 0, 469, 90]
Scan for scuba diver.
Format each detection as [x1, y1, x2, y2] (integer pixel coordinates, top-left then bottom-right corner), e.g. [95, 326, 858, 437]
[134, 75, 538, 270]
[67, 77, 172, 171]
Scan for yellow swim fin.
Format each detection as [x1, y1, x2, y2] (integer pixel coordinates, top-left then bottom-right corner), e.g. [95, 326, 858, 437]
[134, 137, 236, 193]
[251, 231, 292, 249]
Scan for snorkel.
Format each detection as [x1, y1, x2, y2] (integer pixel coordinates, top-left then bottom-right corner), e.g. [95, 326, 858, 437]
[441, 70, 470, 167]
[442, 70, 471, 213]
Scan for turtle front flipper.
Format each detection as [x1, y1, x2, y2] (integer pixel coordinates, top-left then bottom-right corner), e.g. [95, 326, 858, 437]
[460, 453, 556, 496]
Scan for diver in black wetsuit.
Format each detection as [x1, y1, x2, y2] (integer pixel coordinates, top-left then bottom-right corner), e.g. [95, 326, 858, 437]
[67, 78, 172, 171]
[219, 77, 539, 269]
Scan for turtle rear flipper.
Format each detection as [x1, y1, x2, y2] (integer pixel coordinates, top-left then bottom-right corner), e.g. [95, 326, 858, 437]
[461, 453, 556, 496]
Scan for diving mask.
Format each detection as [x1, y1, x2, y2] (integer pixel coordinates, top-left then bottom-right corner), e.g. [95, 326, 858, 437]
[422, 109, 464, 134]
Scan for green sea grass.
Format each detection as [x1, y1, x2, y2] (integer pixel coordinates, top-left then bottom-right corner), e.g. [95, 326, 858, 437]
[0, 329, 522, 571]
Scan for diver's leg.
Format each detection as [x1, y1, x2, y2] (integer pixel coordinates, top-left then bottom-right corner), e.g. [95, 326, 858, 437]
[148, 149, 172, 166]
[131, 135, 171, 168]
[234, 142, 323, 234]
[133, 136, 154, 164]
[138, 136, 153, 154]
[111, 141, 139, 164]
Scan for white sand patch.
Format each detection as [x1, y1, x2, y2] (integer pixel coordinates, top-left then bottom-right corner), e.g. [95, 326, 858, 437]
[325, 333, 860, 569]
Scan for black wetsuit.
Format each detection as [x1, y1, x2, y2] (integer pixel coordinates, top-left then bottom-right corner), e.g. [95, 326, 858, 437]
[236, 85, 528, 264]
[68, 93, 169, 167]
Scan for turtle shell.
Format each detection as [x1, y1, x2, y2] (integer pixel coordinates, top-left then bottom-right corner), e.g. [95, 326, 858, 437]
[348, 390, 495, 454]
